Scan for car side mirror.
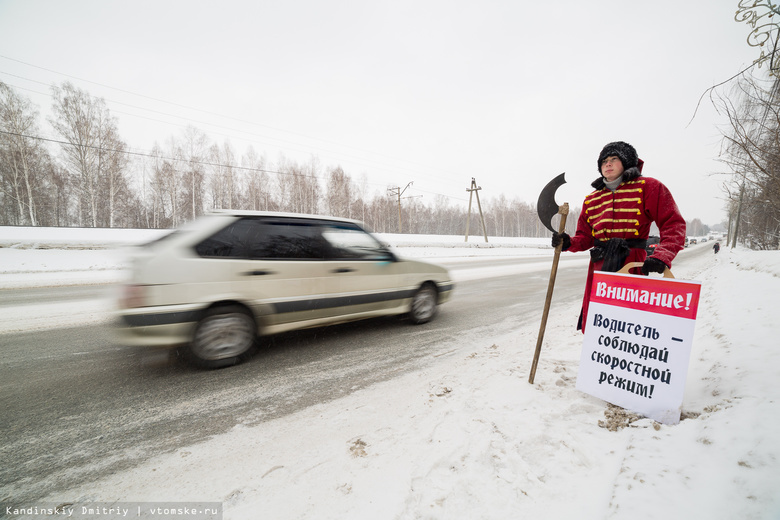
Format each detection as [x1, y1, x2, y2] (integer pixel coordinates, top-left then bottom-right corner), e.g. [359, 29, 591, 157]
[377, 247, 398, 262]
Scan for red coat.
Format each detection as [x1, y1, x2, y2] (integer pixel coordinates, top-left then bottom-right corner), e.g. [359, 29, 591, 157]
[567, 169, 686, 331]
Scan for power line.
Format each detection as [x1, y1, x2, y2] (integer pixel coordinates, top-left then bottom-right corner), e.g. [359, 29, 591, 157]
[1, 72, 472, 203]
[0, 129, 315, 180]
[1, 128, 468, 203]
[2, 126, 476, 204]
[0, 55, 466, 184]
[0, 73, 408, 169]
[1, 63, 476, 204]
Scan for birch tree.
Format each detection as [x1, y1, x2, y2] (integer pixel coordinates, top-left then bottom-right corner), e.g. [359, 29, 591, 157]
[50, 82, 120, 226]
[180, 126, 209, 220]
[95, 111, 129, 226]
[148, 141, 182, 228]
[208, 140, 237, 210]
[0, 82, 50, 225]
[325, 165, 352, 217]
[242, 145, 272, 211]
[279, 156, 320, 214]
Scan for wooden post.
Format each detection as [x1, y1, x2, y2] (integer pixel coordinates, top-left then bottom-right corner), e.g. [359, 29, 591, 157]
[388, 182, 413, 234]
[465, 178, 488, 243]
[529, 203, 569, 384]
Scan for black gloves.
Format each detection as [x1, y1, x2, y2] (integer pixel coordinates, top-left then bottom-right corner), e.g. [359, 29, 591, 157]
[551, 232, 571, 251]
[641, 257, 667, 275]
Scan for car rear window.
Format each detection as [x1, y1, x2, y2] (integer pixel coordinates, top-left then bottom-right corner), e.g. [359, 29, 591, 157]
[195, 218, 259, 258]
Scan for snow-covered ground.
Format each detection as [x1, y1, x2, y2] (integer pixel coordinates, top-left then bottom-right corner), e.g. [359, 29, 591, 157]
[1, 227, 779, 519]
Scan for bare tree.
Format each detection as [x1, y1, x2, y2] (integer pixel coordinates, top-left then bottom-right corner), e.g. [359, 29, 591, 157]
[280, 156, 320, 214]
[148, 140, 182, 228]
[50, 82, 129, 227]
[208, 140, 238, 211]
[715, 72, 780, 249]
[325, 165, 352, 218]
[180, 126, 209, 220]
[94, 110, 131, 227]
[352, 173, 369, 223]
[0, 82, 52, 225]
[241, 145, 271, 211]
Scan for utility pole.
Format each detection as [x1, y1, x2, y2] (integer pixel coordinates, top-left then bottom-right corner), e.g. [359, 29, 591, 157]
[465, 177, 488, 242]
[388, 182, 413, 233]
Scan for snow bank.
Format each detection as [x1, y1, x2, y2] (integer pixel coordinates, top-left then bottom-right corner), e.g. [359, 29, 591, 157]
[0, 226, 168, 249]
[92, 247, 770, 520]
[3, 227, 778, 519]
[0, 228, 550, 290]
[150, 247, 772, 519]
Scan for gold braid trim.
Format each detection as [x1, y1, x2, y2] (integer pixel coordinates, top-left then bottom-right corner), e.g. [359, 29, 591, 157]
[592, 228, 641, 237]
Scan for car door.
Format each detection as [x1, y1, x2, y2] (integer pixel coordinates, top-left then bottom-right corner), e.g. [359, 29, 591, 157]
[238, 218, 335, 332]
[316, 221, 403, 319]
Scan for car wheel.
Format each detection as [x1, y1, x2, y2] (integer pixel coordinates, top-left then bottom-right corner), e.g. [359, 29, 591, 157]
[410, 283, 438, 324]
[187, 306, 257, 368]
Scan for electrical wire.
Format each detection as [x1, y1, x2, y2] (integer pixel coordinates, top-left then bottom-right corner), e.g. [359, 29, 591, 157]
[0, 72, 471, 202]
[0, 55, 469, 186]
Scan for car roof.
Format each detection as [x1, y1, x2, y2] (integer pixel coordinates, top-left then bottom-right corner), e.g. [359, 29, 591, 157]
[207, 209, 364, 226]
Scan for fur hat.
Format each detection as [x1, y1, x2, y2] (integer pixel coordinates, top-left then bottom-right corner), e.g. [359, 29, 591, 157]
[597, 141, 638, 171]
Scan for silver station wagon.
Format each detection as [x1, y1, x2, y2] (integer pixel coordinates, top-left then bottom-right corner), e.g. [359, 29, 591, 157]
[116, 211, 454, 368]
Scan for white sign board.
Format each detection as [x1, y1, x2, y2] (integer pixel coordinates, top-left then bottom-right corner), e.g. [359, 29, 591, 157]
[576, 271, 701, 425]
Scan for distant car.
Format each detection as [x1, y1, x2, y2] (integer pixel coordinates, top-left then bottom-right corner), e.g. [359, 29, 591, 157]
[116, 211, 454, 368]
[690, 238, 697, 245]
[645, 236, 660, 255]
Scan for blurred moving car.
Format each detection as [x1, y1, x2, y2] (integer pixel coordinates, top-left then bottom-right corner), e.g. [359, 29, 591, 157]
[116, 211, 454, 368]
[645, 236, 660, 255]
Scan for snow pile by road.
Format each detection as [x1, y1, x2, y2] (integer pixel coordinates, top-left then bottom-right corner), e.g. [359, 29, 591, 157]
[2, 227, 779, 519]
[0, 227, 550, 291]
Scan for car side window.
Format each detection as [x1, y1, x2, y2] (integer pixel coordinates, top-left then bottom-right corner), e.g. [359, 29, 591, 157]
[254, 222, 329, 260]
[195, 218, 386, 260]
[321, 223, 390, 260]
[194, 218, 261, 258]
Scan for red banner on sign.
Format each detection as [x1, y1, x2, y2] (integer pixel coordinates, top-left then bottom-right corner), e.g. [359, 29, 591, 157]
[589, 272, 701, 320]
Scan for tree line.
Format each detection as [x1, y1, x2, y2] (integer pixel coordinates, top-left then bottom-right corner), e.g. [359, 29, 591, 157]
[2, 80, 717, 240]
[0, 80, 583, 237]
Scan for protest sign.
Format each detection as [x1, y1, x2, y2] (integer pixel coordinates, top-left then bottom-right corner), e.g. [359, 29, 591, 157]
[575, 270, 701, 425]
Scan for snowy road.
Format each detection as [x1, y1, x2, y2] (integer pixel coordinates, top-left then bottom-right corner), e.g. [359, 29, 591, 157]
[1, 254, 593, 506]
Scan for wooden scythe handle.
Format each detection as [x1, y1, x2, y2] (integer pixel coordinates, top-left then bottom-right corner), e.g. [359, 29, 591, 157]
[529, 203, 569, 384]
[618, 261, 675, 279]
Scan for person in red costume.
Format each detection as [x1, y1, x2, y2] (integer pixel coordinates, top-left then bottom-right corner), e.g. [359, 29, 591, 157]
[552, 141, 686, 331]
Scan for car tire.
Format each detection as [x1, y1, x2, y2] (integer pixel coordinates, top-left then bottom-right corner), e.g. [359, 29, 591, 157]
[410, 283, 438, 324]
[187, 305, 257, 368]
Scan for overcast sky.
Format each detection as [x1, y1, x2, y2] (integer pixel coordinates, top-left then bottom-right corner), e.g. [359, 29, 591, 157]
[0, 0, 763, 226]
